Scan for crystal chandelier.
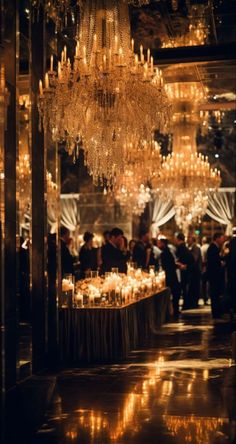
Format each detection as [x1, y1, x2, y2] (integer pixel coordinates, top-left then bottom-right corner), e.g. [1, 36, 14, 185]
[162, 3, 208, 48]
[38, 0, 170, 187]
[155, 81, 221, 233]
[115, 169, 151, 216]
[114, 138, 161, 215]
[31, 0, 76, 32]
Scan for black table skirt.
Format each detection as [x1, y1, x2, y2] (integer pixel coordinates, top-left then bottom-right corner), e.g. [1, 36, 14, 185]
[59, 288, 171, 364]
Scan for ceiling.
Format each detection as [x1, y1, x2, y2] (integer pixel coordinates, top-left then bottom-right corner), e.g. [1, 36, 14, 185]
[19, 0, 236, 188]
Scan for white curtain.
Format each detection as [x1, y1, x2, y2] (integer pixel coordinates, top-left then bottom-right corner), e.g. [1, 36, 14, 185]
[151, 196, 175, 237]
[206, 190, 235, 236]
[47, 201, 58, 234]
[60, 196, 80, 232]
[48, 196, 80, 233]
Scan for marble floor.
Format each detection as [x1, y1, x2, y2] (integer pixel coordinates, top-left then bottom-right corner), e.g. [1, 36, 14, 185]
[31, 308, 236, 444]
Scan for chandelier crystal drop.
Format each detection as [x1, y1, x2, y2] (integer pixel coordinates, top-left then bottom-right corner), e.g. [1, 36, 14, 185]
[38, 0, 170, 186]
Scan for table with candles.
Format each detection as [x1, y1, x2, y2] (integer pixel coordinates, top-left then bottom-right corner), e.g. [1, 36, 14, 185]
[59, 267, 171, 364]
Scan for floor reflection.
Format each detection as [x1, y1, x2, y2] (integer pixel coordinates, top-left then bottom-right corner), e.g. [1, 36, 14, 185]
[32, 309, 236, 444]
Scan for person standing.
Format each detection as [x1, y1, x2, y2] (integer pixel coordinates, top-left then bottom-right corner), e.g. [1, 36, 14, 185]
[133, 229, 153, 270]
[188, 235, 202, 308]
[175, 233, 195, 310]
[158, 237, 181, 318]
[101, 227, 128, 274]
[60, 226, 74, 277]
[79, 232, 98, 278]
[206, 232, 225, 319]
[226, 227, 236, 315]
[200, 236, 210, 304]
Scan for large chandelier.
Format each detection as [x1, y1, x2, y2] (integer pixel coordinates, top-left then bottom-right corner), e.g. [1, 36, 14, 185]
[155, 81, 221, 233]
[38, 0, 170, 187]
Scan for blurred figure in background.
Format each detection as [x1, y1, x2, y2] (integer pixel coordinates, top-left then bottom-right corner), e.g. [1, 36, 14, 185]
[60, 226, 74, 277]
[226, 226, 236, 316]
[158, 236, 181, 318]
[102, 230, 110, 245]
[133, 228, 154, 270]
[101, 227, 128, 273]
[152, 237, 162, 269]
[121, 236, 131, 262]
[188, 235, 202, 308]
[128, 239, 136, 261]
[206, 232, 225, 319]
[79, 231, 98, 278]
[175, 233, 195, 310]
[200, 236, 210, 305]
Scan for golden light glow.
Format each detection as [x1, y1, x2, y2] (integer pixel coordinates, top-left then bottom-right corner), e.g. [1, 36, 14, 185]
[162, 4, 208, 48]
[163, 415, 225, 444]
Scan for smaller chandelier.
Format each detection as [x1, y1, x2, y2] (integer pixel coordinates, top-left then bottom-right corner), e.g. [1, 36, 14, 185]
[155, 80, 221, 232]
[115, 169, 151, 216]
[114, 138, 160, 215]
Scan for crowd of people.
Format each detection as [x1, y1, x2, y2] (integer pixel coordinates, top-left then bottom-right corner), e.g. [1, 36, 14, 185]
[60, 225, 236, 321]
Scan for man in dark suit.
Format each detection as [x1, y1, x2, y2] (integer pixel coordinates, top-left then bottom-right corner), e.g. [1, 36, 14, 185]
[188, 235, 202, 308]
[101, 227, 127, 274]
[175, 232, 195, 310]
[227, 226, 236, 314]
[206, 232, 225, 319]
[133, 228, 153, 270]
[158, 237, 181, 318]
[60, 226, 74, 277]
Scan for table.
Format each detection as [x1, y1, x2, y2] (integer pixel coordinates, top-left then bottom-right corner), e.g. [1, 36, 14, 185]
[59, 288, 171, 364]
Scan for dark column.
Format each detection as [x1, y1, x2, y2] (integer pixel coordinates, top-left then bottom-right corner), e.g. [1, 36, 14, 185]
[3, 0, 18, 392]
[30, 5, 47, 372]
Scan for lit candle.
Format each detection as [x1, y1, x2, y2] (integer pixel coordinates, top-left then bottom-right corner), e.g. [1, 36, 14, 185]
[39, 79, 43, 96]
[45, 73, 49, 89]
[93, 34, 97, 52]
[131, 38, 134, 52]
[76, 41, 80, 57]
[103, 54, 106, 71]
[50, 54, 53, 72]
[114, 35, 118, 52]
[147, 48, 150, 63]
[64, 45, 67, 61]
[140, 44, 143, 58]
[119, 47, 123, 65]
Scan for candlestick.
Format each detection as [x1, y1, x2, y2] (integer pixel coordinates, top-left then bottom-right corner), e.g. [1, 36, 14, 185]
[50, 55, 53, 72]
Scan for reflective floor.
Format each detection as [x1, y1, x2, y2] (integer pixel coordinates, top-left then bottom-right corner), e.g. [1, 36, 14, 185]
[31, 308, 236, 444]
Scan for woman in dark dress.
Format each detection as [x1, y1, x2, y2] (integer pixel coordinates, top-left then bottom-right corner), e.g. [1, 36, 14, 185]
[158, 237, 181, 318]
[79, 232, 98, 278]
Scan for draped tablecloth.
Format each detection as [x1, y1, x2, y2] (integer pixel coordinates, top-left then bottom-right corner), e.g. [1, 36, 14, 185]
[59, 288, 171, 364]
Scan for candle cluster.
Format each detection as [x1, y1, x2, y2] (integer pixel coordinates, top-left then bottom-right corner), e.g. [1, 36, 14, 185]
[70, 268, 166, 309]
